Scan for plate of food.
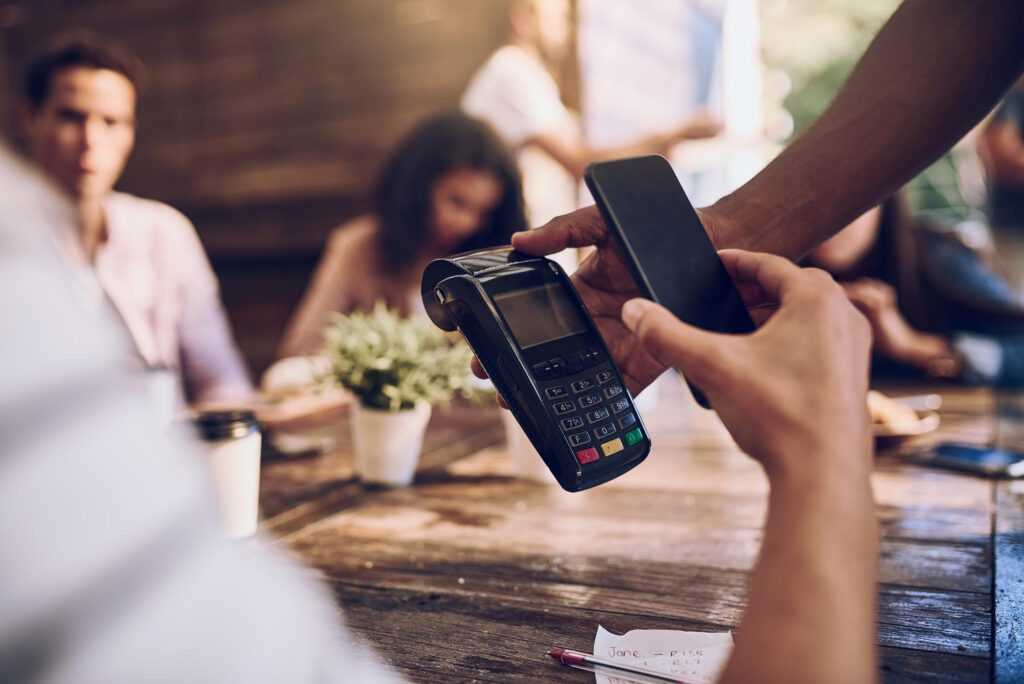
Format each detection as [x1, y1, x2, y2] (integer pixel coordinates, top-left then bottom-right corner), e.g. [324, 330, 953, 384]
[868, 390, 941, 445]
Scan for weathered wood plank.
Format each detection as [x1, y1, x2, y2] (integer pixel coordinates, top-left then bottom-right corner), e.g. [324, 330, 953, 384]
[995, 480, 1024, 684]
[284, 493, 992, 655]
[325, 582, 989, 683]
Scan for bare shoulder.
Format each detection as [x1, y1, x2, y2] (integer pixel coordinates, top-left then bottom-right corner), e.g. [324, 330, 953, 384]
[324, 215, 380, 265]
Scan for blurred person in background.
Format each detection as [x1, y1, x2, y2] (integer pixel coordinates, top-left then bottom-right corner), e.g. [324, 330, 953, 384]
[461, 0, 720, 230]
[0, 143, 401, 684]
[981, 75, 1024, 229]
[979, 75, 1024, 291]
[807, 193, 1024, 386]
[18, 30, 252, 406]
[277, 112, 526, 358]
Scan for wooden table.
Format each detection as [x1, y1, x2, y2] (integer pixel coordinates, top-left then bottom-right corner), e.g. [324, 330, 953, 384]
[259, 376, 1024, 682]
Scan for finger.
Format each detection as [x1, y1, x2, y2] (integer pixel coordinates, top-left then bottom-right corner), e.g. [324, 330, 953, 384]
[471, 357, 511, 409]
[861, 278, 896, 303]
[620, 298, 734, 392]
[511, 205, 608, 255]
[748, 303, 778, 327]
[734, 281, 770, 309]
[841, 282, 867, 301]
[718, 249, 816, 303]
[843, 282, 884, 310]
[733, 280, 777, 326]
[845, 297, 873, 317]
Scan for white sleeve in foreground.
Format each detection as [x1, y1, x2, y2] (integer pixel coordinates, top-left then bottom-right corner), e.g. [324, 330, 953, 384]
[0, 148, 400, 684]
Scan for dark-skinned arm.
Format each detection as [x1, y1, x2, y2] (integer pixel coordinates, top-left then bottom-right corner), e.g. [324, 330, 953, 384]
[705, 0, 1024, 257]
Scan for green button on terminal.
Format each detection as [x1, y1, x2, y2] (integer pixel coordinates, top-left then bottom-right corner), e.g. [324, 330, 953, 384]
[624, 428, 643, 447]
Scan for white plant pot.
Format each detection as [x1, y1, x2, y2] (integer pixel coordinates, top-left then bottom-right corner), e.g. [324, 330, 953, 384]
[352, 402, 432, 486]
[501, 410, 551, 482]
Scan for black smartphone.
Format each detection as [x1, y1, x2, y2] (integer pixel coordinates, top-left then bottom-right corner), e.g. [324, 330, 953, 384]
[422, 247, 651, 492]
[584, 155, 756, 407]
[915, 443, 1024, 477]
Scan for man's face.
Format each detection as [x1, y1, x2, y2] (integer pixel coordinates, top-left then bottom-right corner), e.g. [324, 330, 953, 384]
[21, 66, 137, 200]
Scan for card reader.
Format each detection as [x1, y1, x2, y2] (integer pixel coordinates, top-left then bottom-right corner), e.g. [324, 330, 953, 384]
[422, 247, 651, 491]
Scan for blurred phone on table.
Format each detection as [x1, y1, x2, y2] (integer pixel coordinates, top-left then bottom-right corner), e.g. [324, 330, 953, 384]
[914, 443, 1024, 477]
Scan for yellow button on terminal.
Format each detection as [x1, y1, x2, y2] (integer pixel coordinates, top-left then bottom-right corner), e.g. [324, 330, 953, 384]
[600, 438, 624, 457]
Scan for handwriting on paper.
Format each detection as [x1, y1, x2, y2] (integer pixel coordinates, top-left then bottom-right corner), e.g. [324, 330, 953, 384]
[594, 625, 734, 684]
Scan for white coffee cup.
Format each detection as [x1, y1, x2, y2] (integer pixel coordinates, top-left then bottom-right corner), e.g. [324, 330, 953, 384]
[194, 410, 262, 539]
[501, 410, 551, 482]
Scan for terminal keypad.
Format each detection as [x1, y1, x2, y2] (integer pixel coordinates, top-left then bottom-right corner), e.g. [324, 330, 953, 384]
[533, 352, 644, 467]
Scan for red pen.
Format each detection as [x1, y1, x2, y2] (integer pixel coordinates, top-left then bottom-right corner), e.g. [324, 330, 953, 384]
[547, 647, 693, 684]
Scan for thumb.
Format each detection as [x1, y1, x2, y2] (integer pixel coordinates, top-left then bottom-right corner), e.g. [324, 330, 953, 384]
[620, 298, 734, 392]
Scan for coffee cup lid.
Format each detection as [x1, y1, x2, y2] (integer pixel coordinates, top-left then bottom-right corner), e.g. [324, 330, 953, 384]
[193, 409, 259, 441]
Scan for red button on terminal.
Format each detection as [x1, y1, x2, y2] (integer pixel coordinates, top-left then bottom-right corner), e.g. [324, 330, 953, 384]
[575, 447, 599, 465]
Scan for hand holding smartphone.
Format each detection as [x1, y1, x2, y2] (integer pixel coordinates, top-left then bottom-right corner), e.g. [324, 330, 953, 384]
[584, 155, 755, 407]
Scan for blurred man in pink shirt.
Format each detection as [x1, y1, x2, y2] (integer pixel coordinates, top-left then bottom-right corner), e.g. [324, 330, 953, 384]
[18, 31, 252, 404]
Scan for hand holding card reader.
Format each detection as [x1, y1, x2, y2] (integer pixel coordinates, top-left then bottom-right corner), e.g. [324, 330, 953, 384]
[422, 247, 651, 491]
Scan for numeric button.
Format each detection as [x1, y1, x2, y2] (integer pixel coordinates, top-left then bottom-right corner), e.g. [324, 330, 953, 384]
[596, 369, 614, 384]
[545, 385, 569, 400]
[586, 407, 610, 424]
[552, 400, 576, 415]
[610, 397, 630, 414]
[603, 385, 623, 400]
[560, 416, 584, 431]
[571, 378, 595, 394]
[593, 423, 617, 439]
[579, 393, 602, 408]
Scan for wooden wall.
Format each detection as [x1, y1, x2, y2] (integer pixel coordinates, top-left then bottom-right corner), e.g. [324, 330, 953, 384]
[0, 0, 512, 374]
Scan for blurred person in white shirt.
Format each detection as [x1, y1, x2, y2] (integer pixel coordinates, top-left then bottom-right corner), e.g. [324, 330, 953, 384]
[18, 30, 252, 405]
[461, 0, 720, 232]
[0, 142, 400, 684]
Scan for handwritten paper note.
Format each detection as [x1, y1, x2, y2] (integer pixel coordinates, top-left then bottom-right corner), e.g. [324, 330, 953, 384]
[593, 625, 734, 684]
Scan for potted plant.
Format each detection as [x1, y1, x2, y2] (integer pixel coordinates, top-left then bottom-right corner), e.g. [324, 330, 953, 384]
[323, 302, 475, 486]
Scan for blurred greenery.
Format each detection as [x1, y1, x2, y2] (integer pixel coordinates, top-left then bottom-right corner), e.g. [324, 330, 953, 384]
[323, 302, 476, 411]
[762, 0, 973, 219]
[762, 0, 897, 136]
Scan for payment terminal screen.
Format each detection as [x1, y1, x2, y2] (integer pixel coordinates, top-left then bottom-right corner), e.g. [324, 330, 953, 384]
[494, 283, 588, 349]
